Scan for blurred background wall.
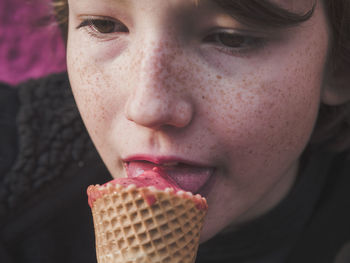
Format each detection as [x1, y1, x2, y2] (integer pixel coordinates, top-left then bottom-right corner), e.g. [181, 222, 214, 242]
[0, 0, 66, 85]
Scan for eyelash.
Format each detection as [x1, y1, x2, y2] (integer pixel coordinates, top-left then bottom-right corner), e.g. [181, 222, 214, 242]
[203, 31, 266, 55]
[77, 18, 266, 55]
[77, 18, 128, 39]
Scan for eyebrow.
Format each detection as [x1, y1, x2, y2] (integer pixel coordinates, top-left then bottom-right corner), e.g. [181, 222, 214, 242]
[205, 0, 315, 28]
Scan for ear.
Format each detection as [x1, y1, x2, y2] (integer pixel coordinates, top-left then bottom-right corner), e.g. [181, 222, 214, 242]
[321, 65, 350, 106]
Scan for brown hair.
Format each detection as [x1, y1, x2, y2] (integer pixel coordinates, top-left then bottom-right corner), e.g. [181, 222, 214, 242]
[312, 0, 350, 152]
[51, 0, 350, 152]
[52, 0, 68, 39]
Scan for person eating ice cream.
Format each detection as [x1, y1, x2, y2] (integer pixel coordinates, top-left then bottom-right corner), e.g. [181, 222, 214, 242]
[1, 0, 349, 262]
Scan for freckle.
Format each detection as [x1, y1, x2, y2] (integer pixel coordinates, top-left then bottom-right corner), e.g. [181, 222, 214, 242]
[216, 75, 222, 79]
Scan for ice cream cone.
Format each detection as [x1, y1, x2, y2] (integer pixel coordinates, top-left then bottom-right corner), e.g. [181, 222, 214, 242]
[88, 183, 208, 263]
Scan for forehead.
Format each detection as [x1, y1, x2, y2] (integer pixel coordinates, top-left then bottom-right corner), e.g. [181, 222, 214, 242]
[78, 0, 315, 8]
[69, 0, 319, 30]
[70, 0, 316, 13]
[150, 0, 318, 20]
[197, 0, 316, 11]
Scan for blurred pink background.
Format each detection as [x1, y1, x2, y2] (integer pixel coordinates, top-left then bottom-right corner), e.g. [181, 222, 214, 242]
[0, 0, 66, 85]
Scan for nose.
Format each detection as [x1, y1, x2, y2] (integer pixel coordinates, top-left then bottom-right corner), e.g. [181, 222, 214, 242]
[125, 40, 194, 129]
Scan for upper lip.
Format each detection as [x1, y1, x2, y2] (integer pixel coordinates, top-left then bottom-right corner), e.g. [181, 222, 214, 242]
[122, 154, 212, 168]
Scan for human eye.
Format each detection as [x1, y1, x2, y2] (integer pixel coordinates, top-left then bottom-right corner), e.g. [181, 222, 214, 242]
[77, 17, 128, 39]
[203, 29, 266, 55]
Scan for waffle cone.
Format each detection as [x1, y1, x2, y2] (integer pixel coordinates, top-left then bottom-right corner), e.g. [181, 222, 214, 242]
[88, 184, 207, 263]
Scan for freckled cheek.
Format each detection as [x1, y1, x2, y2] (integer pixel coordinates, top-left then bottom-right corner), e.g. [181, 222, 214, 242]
[67, 50, 125, 142]
[203, 76, 321, 158]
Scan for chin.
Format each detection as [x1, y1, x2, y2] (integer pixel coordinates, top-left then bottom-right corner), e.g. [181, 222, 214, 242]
[199, 221, 223, 244]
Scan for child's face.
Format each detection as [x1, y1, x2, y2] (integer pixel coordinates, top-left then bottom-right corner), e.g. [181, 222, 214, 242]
[67, 0, 330, 241]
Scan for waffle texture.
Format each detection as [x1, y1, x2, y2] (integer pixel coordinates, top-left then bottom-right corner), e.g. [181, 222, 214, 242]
[88, 184, 207, 263]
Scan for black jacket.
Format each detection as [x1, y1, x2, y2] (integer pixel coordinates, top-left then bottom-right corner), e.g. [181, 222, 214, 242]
[0, 73, 349, 263]
[0, 74, 111, 262]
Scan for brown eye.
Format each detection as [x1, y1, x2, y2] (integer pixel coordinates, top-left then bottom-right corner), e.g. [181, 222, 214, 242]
[217, 33, 247, 48]
[91, 19, 117, 33]
[78, 18, 129, 34]
[204, 31, 262, 49]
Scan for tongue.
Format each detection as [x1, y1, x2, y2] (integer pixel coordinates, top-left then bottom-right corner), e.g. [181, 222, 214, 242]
[127, 161, 212, 194]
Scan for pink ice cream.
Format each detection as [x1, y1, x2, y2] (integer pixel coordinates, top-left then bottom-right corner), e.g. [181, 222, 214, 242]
[87, 167, 208, 210]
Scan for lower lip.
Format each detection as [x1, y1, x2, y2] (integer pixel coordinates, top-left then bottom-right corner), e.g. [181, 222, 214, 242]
[126, 161, 215, 197]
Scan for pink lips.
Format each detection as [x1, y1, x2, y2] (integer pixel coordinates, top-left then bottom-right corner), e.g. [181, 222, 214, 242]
[124, 157, 214, 196]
